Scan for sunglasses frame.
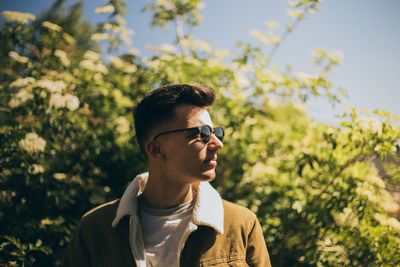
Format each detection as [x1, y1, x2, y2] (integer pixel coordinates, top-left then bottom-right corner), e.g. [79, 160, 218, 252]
[153, 125, 224, 143]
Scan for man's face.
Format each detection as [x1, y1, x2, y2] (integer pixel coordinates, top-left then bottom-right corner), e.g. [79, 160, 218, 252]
[153, 104, 223, 184]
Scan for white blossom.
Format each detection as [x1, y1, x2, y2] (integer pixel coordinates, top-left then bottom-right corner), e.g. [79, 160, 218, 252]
[126, 48, 140, 56]
[79, 50, 108, 73]
[64, 94, 80, 111]
[83, 50, 102, 61]
[28, 164, 45, 174]
[9, 89, 34, 108]
[181, 39, 212, 53]
[250, 29, 268, 44]
[102, 23, 114, 30]
[146, 44, 176, 54]
[49, 93, 65, 109]
[234, 71, 250, 88]
[374, 213, 400, 231]
[93, 73, 104, 83]
[41, 218, 54, 226]
[104, 186, 111, 193]
[9, 51, 29, 64]
[261, 70, 284, 83]
[357, 117, 381, 135]
[296, 72, 316, 87]
[1, 11, 35, 24]
[197, 2, 206, 9]
[94, 4, 115, 14]
[19, 132, 46, 154]
[109, 56, 137, 73]
[333, 207, 359, 227]
[37, 80, 66, 93]
[266, 32, 282, 45]
[157, 0, 174, 10]
[313, 49, 343, 65]
[109, 55, 124, 68]
[115, 116, 130, 134]
[316, 236, 347, 256]
[287, 9, 304, 19]
[54, 50, 71, 67]
[10, 77, 35, 88]
[194, 39, 212, 53]
[120, 28, 134, 45]
[250, 29, 281, 45]
[53, 173, 66, 180]
[79, 60, 108, 74]
[63, 33, 76, 45]
[91, 33, 109, 41]
[265, 20, 280, 29]
[49, 93, 80, 111]
[41, 21, 62, 32]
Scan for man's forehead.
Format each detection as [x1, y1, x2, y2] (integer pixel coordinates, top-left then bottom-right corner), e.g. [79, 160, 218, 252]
[172, 105, 212, 127]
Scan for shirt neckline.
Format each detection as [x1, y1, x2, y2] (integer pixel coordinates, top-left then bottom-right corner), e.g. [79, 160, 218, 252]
[138, 196, 194, 217]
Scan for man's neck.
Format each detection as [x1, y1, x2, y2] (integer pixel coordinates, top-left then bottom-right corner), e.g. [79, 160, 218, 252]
[141, 173, 194, 209]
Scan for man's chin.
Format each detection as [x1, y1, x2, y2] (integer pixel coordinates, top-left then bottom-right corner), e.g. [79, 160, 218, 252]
[184, 169, 216, 183]
[199, 169, 216, 181]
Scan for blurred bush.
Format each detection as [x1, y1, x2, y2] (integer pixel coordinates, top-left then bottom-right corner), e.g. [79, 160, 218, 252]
[1, 0, 399, 266]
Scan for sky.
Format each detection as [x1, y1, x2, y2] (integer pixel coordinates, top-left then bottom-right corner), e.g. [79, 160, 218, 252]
[1, 0, 400, 124]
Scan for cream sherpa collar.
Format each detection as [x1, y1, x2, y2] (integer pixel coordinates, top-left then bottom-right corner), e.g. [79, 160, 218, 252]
[112, 172, 224, 235]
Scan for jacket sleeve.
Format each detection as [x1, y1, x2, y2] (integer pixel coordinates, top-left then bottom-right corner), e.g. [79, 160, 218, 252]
[246, 216, 271, 267]
[62, 218, 91, 267]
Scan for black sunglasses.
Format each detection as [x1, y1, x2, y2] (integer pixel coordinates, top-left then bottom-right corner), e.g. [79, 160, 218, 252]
[153, 125, 224, 143]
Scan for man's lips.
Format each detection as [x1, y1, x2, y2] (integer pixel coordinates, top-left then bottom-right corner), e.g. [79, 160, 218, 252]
[204, 155, 217, 163]
[204, 155, 218, 168]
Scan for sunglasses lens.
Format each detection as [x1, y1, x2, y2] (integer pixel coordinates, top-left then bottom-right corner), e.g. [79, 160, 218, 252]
[200, 126, 211, 142]
[215, 127, 224, 141]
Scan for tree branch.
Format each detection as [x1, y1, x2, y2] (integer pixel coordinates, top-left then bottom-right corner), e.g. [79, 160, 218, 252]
[175, 17, 188, 57]
[267, 3, 319, 66]
[310, 144, 368, 203]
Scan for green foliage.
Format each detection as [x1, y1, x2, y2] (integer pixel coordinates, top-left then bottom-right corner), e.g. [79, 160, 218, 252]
[144, 0, 203, 28]
[232, 110, 400, 265]
[0, 236, 51, 267]
[1, 2, 145, 266]
[1, 0, 399, 266]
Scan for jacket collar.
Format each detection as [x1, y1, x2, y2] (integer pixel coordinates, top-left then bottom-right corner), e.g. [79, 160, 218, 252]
[112, 172, 224, 234]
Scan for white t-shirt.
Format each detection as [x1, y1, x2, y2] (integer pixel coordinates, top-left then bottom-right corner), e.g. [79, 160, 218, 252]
[139, 198, 194, 267]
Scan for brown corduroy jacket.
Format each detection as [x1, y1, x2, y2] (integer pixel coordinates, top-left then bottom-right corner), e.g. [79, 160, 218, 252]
[63, 174, 271, 267]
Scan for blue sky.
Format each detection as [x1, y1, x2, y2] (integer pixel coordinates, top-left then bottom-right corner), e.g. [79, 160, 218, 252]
[2, 0, 399, 124]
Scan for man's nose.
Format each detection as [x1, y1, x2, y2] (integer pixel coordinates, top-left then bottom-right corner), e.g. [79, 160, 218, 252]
[208, 133, 223, 150]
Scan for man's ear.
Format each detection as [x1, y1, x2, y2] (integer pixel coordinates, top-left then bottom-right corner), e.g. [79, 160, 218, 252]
[146, 141, 164, 160]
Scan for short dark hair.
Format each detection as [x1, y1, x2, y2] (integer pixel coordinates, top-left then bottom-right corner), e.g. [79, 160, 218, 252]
[134, 84, 215, 155]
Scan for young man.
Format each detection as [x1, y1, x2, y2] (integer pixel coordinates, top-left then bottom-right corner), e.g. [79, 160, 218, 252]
[63, 84, 271, 266]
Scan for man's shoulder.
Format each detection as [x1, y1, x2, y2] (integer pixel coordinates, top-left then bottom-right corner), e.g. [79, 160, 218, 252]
[222, 199, 257, 215]
[81, 199, 120, 225]
[222, 199, 258, 224]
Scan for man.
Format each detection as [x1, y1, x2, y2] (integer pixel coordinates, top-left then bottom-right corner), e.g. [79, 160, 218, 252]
[63, 84, 271, 266]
